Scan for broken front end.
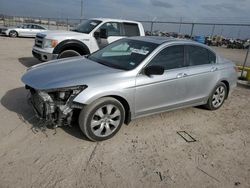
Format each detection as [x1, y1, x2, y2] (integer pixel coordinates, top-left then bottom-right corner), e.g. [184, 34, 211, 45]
[26, 85, 86, 127]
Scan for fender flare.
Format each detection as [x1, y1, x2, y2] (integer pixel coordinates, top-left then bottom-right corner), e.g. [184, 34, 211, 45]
[53, 39, 90, 55]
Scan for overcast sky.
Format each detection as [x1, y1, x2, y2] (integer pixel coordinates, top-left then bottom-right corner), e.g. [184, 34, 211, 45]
[1, 0, 250, 38]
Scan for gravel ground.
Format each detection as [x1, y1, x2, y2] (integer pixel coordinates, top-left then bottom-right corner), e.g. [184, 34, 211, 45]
[0, 36, 250, 188]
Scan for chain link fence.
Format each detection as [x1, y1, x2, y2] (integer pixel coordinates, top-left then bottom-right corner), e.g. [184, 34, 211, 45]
[0, 15, 249, 74]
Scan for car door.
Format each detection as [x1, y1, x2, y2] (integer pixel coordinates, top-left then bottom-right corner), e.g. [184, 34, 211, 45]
[184, 45, 219, 104]
[96, 22, 123, 49]
[30, 25, 41, 37]
[135, 45, 189, 117]
[18, 25, 30, 36]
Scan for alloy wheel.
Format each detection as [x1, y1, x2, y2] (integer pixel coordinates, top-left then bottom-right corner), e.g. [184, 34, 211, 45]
[212, 86, 226, 108]
[90, 104, 121, 137]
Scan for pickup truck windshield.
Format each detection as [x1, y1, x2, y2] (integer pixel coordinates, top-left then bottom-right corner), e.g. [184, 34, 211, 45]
[73, 20, 102, 34]
[88, 38, 158, 70]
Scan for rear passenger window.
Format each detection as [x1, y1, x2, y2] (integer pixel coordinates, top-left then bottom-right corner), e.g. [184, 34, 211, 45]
[148, 45, 184, 70]
[123, 23, 140, 36]
[186, 45, 216, 66]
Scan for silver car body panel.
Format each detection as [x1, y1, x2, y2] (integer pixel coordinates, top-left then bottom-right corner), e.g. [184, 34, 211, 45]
[22, 37, 237, 121]
[4, 24, 47, 37]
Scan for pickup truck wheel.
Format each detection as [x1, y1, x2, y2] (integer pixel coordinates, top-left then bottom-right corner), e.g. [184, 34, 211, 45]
[205, 82, 227, 110]
[9, 30, 18, 38]
[58, 50, 81, 59]
[79, 97, 125, 141]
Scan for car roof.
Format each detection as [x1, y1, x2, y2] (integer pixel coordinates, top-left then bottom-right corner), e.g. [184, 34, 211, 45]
[92, 18, 141, 24]
[20, 23, 44, 26]
[129, 36, 215, 52]
[129, 36, 193, 44]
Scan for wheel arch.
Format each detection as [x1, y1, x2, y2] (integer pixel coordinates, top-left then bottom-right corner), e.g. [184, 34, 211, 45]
[220, 80, 230, 99]
[9, 30, 18, 36]
[105, 95, 131, 125]
[53, 39, 90, 55]
[75, 93, 132, 125]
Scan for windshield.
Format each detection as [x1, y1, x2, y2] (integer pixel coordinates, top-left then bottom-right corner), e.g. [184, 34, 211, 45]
[73, 20, 102, 34]
[88, 38, 158, 70]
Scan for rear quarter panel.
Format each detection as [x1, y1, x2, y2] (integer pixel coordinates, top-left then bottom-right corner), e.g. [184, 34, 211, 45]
[216, 56, 237, 95]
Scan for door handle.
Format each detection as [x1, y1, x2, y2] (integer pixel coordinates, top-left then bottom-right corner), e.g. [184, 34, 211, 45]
[176, 73, 188, 78]
[210, 67, 218, 72]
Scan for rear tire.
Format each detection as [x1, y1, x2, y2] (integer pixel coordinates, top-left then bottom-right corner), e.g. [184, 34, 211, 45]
[79, 97, 125, 141]
[9, 30, 18, 38]
[205, 82, 227, 110]
[58, 50, 81, 59]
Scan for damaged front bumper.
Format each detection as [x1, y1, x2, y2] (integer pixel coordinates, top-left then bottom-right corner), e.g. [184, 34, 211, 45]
[27, 86, 85, 127]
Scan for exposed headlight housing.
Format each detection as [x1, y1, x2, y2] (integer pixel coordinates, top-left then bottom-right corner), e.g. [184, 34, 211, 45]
[43, 39, 58, 48]
[47, 85, 87, 101]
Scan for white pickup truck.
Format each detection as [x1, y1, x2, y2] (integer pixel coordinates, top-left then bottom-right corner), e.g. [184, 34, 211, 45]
[32, 18, 145, 61]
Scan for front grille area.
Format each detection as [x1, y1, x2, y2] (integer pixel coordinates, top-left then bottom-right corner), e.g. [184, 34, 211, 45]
[34, 35, 44, 48]
[32, 50, 42, 61]
[0, 28, 7, 34]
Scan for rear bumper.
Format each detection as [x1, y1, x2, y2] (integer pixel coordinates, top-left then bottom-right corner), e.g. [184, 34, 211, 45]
[32, 46, 58, 61]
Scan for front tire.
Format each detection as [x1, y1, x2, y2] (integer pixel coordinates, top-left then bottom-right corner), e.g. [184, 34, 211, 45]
[79, 97, 125, 141]
[58, 50, 81, 59]
[205, 82, 227, 110]
[9, 30, 18, 38]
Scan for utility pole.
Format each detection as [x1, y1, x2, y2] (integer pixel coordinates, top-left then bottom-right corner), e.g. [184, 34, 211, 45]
[241, 45, 250, 78]
[80, 0, 83, 19]
[190, 23, 195, 38]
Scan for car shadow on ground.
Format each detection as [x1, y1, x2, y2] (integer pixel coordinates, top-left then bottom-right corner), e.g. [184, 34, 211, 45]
[1, 87, 88, 140]
[18, 57, 41, 67]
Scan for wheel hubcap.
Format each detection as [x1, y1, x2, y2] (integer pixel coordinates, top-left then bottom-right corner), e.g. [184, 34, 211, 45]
[91, 104, 121, 137]
[10, 32, 16, 37]
[212, 86, 225, 108]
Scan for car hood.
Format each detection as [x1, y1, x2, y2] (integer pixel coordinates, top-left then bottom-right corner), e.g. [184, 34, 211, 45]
[41, 30, 88, 39]
[21, 57, 123, 90]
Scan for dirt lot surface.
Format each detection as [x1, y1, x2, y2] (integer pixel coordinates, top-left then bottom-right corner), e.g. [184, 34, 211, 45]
[211, 46, 250, 66]
[0, 36, 250, 188]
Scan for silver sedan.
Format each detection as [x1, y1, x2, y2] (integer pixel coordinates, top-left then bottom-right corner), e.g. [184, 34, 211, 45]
[22, 37, 238, 141]
[2, 24, 47, 37]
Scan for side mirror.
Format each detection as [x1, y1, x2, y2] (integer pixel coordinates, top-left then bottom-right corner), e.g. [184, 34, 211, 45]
[144, 65, 164, 76]
[94, 31, 100, 38]
[100, 28, 108, 39]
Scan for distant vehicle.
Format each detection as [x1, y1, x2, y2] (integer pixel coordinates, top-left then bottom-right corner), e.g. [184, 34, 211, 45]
[243, 39, 250, 49]
[32, 18, 145, 61]
[2, 24, 47, 38]
[205, 35, 224, 46]
[227, 39, 245, 49]
[22, 37, 237, 141]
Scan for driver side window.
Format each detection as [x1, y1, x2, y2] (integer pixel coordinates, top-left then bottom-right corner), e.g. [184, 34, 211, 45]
[98, 22, 122, 37]
[148, 45, 185, 70]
